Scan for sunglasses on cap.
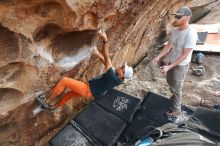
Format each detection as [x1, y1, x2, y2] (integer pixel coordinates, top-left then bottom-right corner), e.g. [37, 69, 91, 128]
[174, 15, 184, 19]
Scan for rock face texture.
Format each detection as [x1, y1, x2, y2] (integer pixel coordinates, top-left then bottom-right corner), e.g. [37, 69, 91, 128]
[0, 0, 191, 145]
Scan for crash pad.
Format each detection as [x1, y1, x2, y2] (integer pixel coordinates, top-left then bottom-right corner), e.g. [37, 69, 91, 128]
[49, 121, 100, 146]
[94, 89, 141, 122]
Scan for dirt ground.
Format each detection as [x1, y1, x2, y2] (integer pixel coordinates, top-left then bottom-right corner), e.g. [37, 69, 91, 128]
[120, 0, 220, 109]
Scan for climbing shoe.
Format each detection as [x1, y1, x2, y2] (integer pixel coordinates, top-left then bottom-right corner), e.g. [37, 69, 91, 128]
[36, 95, 51, 109]
[49, 108, 56, 113]
[192, 65, 205, 76]
[38, 95, 47, 101]
[213, 105, 220, 112]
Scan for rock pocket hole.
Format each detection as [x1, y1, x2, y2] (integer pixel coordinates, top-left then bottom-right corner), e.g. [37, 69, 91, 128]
[0, 88, 23, 115]
[0, 24, 20, 65]
[51, 29, 98, 68]
[33, 23, 64, 42]
[0, 62, 23, 85]
[0, 62, 39, 92]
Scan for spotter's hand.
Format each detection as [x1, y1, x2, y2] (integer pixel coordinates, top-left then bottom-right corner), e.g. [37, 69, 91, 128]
[160, 65, 171, 74]
[152, 56, 161, 65]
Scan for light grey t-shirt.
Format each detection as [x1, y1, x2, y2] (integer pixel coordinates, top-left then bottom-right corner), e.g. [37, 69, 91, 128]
[167, 26, 198, 65]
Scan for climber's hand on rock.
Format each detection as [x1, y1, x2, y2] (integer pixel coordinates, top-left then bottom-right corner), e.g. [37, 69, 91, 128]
[91, 46, 99, 55]
[98, 29, 108, 42]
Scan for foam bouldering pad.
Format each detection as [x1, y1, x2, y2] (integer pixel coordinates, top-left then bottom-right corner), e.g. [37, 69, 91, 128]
[139, 92, 171, 124]
[119, 92, 194, 144]
[186, 107, 220, 142]
[74, 102, 127, 146]
[118, 92, 170, 144]
[119, 114, 163, 144]
[49, 121, 99, 146]
[94, 89, 141, 122]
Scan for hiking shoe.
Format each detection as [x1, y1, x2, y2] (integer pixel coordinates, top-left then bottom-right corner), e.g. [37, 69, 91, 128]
[165, 110, 180, 116]
[167, 115, 179, 122]
[167, 113, 189, 123]
[213, 105, 220, 112]
[196, 52, 205, 64]
[192, 65, 205, 76]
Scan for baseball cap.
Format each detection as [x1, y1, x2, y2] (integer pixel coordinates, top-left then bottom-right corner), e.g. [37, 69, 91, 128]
[124, 62, 133, 79]
[172, 6, 192, 17]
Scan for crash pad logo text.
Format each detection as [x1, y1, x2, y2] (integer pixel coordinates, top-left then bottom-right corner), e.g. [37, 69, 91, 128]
[113, 96, 129, 111]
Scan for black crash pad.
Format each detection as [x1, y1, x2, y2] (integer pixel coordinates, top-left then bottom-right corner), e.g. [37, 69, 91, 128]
[119, 92, 171, 143]
[94, 89, 141, 122]
[74, 102, 127, 146]
[186, 107, 220, 142]
[138, 92, 171, 124]
[49, 121, 100, 146]
[119, 114, 163, 144]
[119, 92, 193, 144]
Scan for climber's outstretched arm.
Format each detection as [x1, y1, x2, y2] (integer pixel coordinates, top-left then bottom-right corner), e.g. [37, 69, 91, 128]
[98, 30, 112, 71]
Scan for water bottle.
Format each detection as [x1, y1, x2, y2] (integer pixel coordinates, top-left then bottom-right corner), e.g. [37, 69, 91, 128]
[135, 137, 153, 146]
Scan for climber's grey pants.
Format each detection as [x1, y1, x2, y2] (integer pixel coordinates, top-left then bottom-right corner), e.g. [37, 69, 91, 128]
[166, 64, 189, 112]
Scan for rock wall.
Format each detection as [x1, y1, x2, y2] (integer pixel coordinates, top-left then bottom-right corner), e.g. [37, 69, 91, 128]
[0, 0, 191, 145]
